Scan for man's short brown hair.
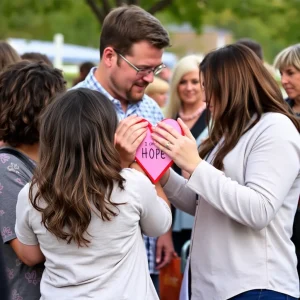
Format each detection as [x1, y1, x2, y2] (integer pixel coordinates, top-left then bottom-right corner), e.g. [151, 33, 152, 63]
[0, 61, 66, 147]
[100, 5, 170, 57]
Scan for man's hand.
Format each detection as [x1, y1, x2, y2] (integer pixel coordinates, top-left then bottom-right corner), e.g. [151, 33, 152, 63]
[115, 115, 148, 168]
[155, 230, 177, 270]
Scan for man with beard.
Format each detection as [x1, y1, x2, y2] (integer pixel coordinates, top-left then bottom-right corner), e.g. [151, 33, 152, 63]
[73, 5, 175, 293]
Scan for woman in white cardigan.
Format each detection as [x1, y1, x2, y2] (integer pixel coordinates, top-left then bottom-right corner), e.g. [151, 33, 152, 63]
[152, 44, 300, 300]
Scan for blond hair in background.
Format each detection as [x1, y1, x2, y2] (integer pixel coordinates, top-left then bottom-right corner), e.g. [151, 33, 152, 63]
[145, 76, 169, 95]
[166, 54, 203, 119]
[273, 44, 300, 71]
[145, 76, 169, 108]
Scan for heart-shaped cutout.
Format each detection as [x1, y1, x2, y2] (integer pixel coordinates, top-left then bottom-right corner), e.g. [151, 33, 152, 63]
[135, 118, 183, 183]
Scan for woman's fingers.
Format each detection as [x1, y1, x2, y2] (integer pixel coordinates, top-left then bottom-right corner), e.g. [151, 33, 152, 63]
[153, 141, 172, 157]
[156, 121, 182, 139]
[151, 127, 176, 146]
[177, 118, 195, 140]
[152, 131, 172, 150]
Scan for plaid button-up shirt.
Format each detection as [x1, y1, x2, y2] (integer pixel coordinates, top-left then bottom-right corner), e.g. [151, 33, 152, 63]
[72, 67, 163, 274]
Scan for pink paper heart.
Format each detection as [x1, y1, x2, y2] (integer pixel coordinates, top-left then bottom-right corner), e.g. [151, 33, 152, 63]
[135, 119, 183, 183]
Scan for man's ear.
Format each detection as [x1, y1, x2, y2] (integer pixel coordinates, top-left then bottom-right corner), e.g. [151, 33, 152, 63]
[102, 47, 116, 68]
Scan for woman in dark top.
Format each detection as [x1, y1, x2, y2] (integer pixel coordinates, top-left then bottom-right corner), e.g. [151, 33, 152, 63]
[274, 44, 300, 280]
[165, 55, 208, 254]
[274, 44, 300, 117]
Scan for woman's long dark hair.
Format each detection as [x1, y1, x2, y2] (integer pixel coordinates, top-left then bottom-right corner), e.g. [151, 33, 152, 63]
[199, 44, 300, 170]
[30, 88, 125, 247]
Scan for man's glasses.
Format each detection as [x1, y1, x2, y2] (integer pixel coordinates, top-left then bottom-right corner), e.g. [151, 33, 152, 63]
[114, 50, 166, 77]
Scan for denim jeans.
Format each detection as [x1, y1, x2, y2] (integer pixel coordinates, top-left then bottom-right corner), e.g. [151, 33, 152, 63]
[229, 289, 298, 300]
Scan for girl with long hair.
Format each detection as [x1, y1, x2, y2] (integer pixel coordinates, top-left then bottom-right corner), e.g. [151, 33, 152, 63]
[15, 88, 171, 300]
[152, 44, 300, 299]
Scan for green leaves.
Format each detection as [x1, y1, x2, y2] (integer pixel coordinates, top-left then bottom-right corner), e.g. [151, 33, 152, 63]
[0, 0, 99, 47]
[0, 0, 299, 63]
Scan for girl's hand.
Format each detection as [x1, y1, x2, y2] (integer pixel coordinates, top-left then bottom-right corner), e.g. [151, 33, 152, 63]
[151, 118, 202, 175]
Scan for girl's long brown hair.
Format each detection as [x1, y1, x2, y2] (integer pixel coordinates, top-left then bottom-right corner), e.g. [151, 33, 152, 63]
[199, 44, 300, 170]
[30, 88, 125, 247]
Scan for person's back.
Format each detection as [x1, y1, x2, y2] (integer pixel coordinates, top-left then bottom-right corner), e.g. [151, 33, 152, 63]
[19, 169, 170, 299]
[15, 89, 171, 300]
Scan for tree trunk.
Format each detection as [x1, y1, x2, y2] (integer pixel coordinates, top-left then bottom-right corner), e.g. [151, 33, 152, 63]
[85, 0, 173, 25]
[148, 0, 173, 15]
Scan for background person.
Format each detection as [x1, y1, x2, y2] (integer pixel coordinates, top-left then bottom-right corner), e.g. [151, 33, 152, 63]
[157, 64, 172, 82]
[236, 38, 276, 77]
[145, 76, 169, 109]
[0, 61, 66, 300]
[274, 44, 300, 116]
[21, 52, 53, 67]
[0, 41, 21, 72]
[274, 43, 300, 283]
[0, 41, 21, 147]
[72, 61, 95, 86]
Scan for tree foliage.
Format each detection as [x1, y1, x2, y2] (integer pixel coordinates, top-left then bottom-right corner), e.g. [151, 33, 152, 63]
[203, 0, 300, 61]
[0, 0, 299, 62]
[0, 0, 100, 47]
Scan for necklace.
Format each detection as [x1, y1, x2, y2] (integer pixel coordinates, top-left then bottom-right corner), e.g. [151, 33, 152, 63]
[178, 104, 206, 121]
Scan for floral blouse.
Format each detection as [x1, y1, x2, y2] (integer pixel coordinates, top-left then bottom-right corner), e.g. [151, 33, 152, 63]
[0, 150, 43, 300]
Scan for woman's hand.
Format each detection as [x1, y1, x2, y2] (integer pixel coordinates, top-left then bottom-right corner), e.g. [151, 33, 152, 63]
[151, 118, 202, 175]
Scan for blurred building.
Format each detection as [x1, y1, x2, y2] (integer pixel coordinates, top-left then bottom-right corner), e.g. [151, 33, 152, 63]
[7, 37, 178, 68]
[167, 24, 233, 57]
